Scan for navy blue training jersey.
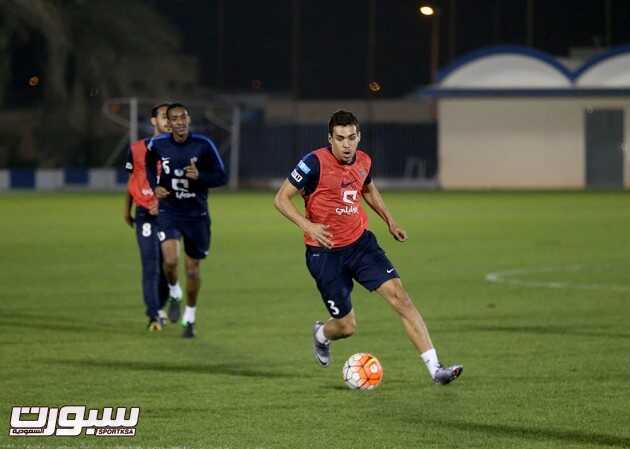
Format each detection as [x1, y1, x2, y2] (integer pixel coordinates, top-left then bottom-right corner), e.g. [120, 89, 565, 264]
[146, 133, 227, 217]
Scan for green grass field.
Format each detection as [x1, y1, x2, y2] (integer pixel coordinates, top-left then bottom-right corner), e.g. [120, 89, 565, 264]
[1, 191, 629, 449]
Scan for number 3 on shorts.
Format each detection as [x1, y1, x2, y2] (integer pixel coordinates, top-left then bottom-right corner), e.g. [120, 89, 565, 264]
[327, 300, 340, 316]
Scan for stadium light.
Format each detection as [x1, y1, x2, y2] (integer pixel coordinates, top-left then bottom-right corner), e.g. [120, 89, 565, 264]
[419, 4, 440, 83]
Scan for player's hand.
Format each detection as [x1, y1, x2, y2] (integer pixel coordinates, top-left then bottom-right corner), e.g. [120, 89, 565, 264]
[185, 158, 199, 180]
[305, 223, 333, 249]
[148, 203, 159, 216]
[389, 223, 408, 242]
[124, 212, 134, 227]
[155, 186, 170, 199]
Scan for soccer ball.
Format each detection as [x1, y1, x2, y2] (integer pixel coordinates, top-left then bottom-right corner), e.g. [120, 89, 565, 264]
[342, 353, 383, 390]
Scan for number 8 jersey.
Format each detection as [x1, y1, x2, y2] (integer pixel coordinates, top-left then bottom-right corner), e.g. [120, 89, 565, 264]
[146, 133, 227, 217]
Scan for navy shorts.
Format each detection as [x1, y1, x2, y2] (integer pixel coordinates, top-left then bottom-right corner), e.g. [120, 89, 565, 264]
[157, 213, 211, 260]
[305, 230, 399, 319]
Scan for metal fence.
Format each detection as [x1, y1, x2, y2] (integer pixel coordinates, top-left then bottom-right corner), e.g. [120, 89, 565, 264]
[0, 98, 438, 190]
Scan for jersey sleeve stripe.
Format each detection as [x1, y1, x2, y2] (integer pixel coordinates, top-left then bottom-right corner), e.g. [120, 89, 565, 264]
[193, 134, 225, 171]
[147, 134, 170, 151]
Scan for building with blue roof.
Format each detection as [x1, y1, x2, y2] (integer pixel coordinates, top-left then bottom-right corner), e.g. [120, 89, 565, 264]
[424, 46, 630, 189]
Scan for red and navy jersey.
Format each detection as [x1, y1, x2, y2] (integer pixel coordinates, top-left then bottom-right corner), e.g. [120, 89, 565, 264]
[146, 133, 227, 217]
[125, 138, 157, 210]
[288, 146, 373, 248]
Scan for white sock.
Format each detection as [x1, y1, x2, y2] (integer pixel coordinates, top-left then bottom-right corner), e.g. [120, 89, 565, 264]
[420, 348, 440, 378]
[183, 306, 196, 324]
[168, 283, 182, 300]
[315, 325, 329, 344]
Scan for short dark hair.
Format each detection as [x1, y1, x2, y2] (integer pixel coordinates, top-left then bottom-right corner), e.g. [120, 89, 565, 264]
[166, 102, 190, 118]
[151, 103, 170, 118]
[328, 110, 360, 136]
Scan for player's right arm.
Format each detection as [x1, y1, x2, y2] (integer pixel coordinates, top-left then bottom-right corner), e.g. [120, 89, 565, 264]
[123, 146, 134, 227]
[273, 180, 333, 249]
[145, 139, 170, 199]
[124, 192, 134, 226]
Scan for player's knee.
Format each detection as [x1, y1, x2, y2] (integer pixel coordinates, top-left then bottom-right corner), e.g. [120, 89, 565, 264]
[186, 269, 200, 281]
[388, 287, 413, 311]
[163, 258, 178, 272]
[338, 316, 356, 338]
[163, 259, 177, 271]
[338, 324, 355, 338]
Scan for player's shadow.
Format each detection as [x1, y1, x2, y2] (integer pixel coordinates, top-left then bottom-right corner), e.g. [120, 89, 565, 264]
[324, 378, 405, 391]
[0, 315, 139, 337]
[420, 419, 630, 448]
[0, 311, 140, 336]
[457, 324, 630, 339]
[328, 385, 352, 391]
[0, 318, 89, 333]
[46, 358, 300, 379]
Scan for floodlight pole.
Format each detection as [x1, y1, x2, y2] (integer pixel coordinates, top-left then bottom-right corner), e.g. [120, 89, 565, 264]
[420, 4, 440, 83]
[430, 11, 440, 83]
[526, 0, 534, 47]
[217, 0, 225, 88]
[291, 0, 301, 99]
[367, 0, 376, 94]
[129, 97, 138, 143]
[228, 105, 240, 190]
[605, 0, 612, 46]
[448, 0, 456, 62]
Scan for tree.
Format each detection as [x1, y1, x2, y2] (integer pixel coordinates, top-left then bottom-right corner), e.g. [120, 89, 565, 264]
[0, 0, 195, 165]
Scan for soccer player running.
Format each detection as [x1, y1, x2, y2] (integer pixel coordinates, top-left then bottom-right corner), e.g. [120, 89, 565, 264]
[124, 103, 171, 331]
[146, 103, 227, 338]
[274, 110, 463, 384]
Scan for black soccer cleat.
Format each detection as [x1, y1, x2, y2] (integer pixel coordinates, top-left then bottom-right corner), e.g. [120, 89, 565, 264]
[147, 318, 163, 332]
[433, 364, 463, 385]
[182, 321, 195, 339]
[167, 297, 181, 323]
[312, 321, 331, 367]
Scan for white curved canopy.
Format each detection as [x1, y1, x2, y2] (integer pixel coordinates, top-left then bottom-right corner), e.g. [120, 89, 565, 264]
[441, 54, 572, 88]
[576, 52, 630, 87]
[433, 46, 630, 92]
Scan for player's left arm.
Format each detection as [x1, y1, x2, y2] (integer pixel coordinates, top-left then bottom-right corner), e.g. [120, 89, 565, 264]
[362, 181, 408, 242]
[186, 140, 228, 188]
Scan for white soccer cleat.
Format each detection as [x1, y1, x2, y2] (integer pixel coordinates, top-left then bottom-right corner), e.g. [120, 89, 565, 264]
[312, 321, 331, 367]
[433, 364, 463, 385]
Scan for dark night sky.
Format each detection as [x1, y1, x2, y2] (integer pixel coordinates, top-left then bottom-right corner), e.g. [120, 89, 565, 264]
[153, 0, 630, 98]
[9, 0, 630, 101]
